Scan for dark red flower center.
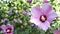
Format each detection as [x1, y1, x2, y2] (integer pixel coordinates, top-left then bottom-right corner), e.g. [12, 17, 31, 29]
[40, 15, 47, 22]
[6, 28, 12, 33]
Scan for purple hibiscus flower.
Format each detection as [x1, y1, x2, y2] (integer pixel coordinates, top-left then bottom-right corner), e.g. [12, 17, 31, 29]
[26, 0, 32, 3]
[1, 23, 14, 34]
[30, 2, 57, 30]
[54, 29, 60, 34]
[43, 0, 49, 3]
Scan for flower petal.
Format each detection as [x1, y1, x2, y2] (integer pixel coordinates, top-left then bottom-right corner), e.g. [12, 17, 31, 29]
[38, 21, 50, 30]
[30, 16, 40, 25]
[47, 10, 57, 22]
[31, 6, 42, 18]
[1, 25, 6, 33]
[54, 30, 60, 34]
[4, 32, 13, 34]
[42, 3, 52, 14]
[43, 0, 49, 3]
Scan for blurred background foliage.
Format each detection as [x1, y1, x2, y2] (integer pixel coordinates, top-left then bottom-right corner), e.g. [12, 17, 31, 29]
[0, 0, 60, 34]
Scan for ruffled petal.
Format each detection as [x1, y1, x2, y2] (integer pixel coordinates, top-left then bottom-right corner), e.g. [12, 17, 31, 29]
[1, 25, 6, 33]
[31, 6, 42, 18]
[47, 10, 57, 22]
[30, 16, 40, 25]
[42, 3, 52, 14]
[38, 21, 50, 30]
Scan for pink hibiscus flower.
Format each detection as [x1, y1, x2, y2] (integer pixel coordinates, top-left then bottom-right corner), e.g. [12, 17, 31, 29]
[1, 23, 14, 34]
[30, 2, 57, 30]
[54, 29, 60, 34]
[43, 0, 49, 3]
[26, 0, 32, 3]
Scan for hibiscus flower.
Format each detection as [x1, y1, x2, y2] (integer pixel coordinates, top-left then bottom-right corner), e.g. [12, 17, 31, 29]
[1, 23, 14, 34]
[30, 2, 57, 30]
[54, 29, 60, 34]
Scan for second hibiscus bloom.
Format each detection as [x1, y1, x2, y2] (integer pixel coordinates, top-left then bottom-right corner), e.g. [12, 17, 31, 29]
[1, 23, 14, 34]
[30, 3, 57, 30]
